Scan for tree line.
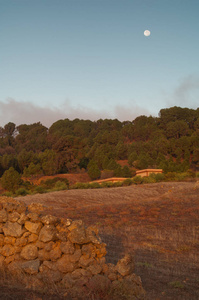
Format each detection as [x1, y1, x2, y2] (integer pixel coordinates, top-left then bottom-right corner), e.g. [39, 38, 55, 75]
[0, 106, 199, 182]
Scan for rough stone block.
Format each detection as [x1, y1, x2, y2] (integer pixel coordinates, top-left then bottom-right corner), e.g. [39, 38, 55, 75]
[39, 225, 57, 242]
[2, 221, 24, 237]
[0, 209, 8, 222]
[60, 240, 75, 254]
[0, 244, 15, 257]
[25, 220, 42, 234]
[56, 254, 75, 273]
[8, 211, 20, 222]
[20, 244, 38, 260]
[20, 259, 40, 274]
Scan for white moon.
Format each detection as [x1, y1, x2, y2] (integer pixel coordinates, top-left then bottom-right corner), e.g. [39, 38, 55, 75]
[144, 30, 151, 37]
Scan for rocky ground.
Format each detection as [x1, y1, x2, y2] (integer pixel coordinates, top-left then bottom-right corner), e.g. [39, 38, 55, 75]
[1, 180, 199, 299]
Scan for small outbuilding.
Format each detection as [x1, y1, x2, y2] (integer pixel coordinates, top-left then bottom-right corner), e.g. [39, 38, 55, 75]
[136, 169, 163, 177]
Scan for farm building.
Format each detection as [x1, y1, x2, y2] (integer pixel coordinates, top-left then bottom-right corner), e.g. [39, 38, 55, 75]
[136, 169, 163, 177]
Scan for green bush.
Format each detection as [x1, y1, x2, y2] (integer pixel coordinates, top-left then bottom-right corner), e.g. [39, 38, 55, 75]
[71, 182, 90, 189]
[2, 191, 13, 197]
[89, 182, 101, 189]
[101, 181, 114, 188]
[137, 261, 153, 268]
[164, 172, 176, 181]
[164, 170, 196, 182]
[53, 181, 68, 191]
[173, 172, 188, 181]
[22, 180, 33, 189]
[33, 186, 46, 194]
[142, 175, 156, 184]
[122, 178, 133, 186]
[41, 177, 69, 189]
[186, 169, 196, 178]
[15, 188, 29, 196]
[130, 173, 165, 185]
[152, 173, 165, 182]
[112, 181, 123, 187]
[168, 281, 184, 289]
[132, 176, 144, 184]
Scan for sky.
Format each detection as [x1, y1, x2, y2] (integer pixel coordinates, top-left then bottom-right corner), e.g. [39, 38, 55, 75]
[0, 0, 199, 128]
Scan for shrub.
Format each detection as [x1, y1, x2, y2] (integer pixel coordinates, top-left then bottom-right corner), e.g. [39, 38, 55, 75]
[2, 191, 13, 197]
[132, 176, 144, 184]
[33, 186, 46, 194]
[71, 182, 90, 189]
[53, 181, 68, 191]
[168, 281, 184, 289]
[137, 261, 153, 268]
[122, 178, 133, 186]
[164, 172, 176, 181]
[1, 167, 23, 192]
[101, 181, 114, 188]
[112, 181, 123, 187]
[89, 182, 101, 189]
[186, 169, 196, 178]
[142, 176, 156, 184]
[153, 173, 165, 182]
[41, 177, 69, 189]
[173, 172, 188, 181]
[15, 188, 29, 196]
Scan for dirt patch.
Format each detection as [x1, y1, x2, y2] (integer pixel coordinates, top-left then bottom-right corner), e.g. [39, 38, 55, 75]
[26, 172, 90, 186]
[8, 181, 199, 299]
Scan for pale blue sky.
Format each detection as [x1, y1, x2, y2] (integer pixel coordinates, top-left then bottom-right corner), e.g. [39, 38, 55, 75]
[0, 0, 199, 127]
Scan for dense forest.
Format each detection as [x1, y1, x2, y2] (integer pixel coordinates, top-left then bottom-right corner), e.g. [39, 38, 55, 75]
[0, 106, 199, 185]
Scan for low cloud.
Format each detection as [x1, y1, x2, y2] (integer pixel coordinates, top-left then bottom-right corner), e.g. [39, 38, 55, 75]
[0, 98, 151, 128]
[167, 75, 199, 108]
[0, 98, 66, 128]
[114, 104, 150, 121]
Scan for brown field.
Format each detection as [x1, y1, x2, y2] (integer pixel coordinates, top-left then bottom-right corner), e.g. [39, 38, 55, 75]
[1, 181, 199, 299]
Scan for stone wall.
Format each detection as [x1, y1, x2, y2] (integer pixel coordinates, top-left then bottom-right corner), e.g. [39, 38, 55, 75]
[0, 197, 145, 299]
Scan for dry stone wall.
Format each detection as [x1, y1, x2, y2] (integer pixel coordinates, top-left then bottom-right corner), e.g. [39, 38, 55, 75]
[0, 197, 145, 299]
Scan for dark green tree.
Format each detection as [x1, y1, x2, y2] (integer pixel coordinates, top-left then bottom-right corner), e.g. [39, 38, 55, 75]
[4, 122, 16, 136]
[128, 151, 138, 166]
[166, 120, 189, 139]
[23, 162, 43, 178]
[107, 159, 119, 171]
[17, 150, 36, 173]
[87, 161, 101, 180]
[115, 141, 128, 160]
[39, 149, 57, 175]
[3, 122, 16, 146]
[1, 167, 23, 192]
[121, 166, 132, 178]
[1, 154, 18, 171]
[15, 122, 48, 152]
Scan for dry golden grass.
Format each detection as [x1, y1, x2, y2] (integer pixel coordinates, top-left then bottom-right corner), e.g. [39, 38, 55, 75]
[12, 180, 199, 299]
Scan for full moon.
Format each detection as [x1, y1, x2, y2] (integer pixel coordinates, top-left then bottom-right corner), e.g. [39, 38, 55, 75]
[144, 30, 151, 37]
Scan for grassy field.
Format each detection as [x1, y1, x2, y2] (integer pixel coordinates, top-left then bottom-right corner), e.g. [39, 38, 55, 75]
[2, 180, 199, 299]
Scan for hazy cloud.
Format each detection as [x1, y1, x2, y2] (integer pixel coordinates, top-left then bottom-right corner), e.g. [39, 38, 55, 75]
[0, 98, 66, 128]
[168, 75, 199, 108]
[114, 104, 150, 121]
[0, 98, 152, 128]
[174, 75, 199, 105]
